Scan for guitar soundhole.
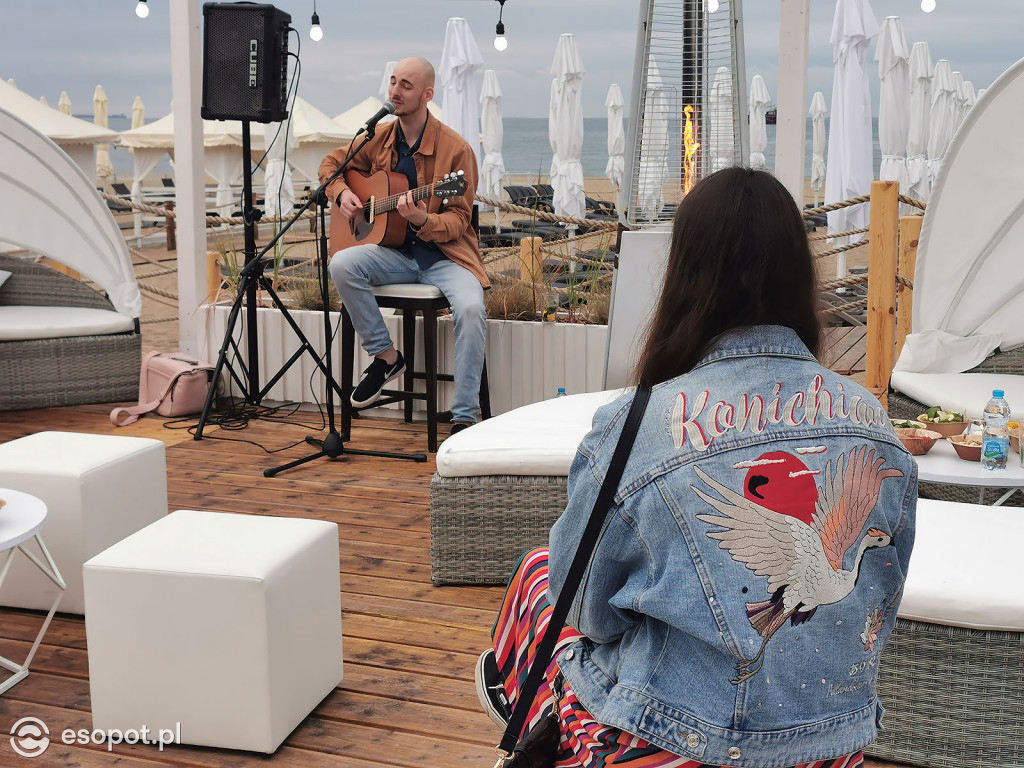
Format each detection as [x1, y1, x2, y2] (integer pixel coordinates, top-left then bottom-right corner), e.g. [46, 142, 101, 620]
[351, 215, 373, 242]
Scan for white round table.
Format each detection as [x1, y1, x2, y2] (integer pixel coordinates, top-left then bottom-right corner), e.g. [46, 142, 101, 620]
[913, 440, 1024, 505]
[0, 488, 66, 695]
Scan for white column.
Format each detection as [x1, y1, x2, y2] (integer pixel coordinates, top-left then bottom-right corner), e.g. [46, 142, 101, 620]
[169, 0, 207, 356]
[775, 0, 811, 205]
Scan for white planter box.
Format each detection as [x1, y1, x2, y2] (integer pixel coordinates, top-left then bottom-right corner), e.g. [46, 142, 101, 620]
[199, 304, 609, 417]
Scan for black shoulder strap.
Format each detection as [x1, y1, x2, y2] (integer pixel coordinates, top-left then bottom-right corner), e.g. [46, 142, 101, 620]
[497, 384, 652, 756]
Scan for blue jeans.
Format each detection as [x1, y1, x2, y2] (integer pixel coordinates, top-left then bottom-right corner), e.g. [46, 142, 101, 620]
[329, 244, 486, 424]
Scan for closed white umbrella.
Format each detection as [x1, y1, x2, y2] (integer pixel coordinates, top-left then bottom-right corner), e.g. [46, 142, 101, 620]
[479, 69, 505, 231]
[605, 84, 624, 192]
[963, 80, 977, 121]
[38, 96, 48, 107]
[262, 116, 295, 220]
[58, 91, 71, 116]
[809, 91, 828, 206]
[131, 96, 145, 130]
[549, 33, 586, 225]
[906, 41, 932, 202]
[927, 59, 956, 187]
[952, 70, 967, 131]
[636, 58, 669, 221]
[875, 16, 910, 195]
[709, 66, 735, 172]
[825, 0, 879, 270]
[439, 18, 483, 170]
[93, 85, 115, 185]
[748, 75, 771, 170]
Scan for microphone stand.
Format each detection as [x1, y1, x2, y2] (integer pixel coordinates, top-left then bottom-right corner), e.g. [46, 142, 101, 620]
[195, 118, 427, 473]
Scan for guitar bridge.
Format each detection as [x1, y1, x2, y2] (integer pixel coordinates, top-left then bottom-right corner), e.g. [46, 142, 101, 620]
[367, 196, 374, 225]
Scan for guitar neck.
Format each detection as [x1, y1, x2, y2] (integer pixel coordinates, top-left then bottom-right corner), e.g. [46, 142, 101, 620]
[371, 183, 435, 216]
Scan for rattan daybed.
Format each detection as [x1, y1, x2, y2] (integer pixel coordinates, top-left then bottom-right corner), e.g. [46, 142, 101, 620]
[0, 254, 140, 411]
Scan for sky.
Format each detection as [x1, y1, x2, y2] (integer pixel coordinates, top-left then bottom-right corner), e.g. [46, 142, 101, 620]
[0, 0, 1021, 120]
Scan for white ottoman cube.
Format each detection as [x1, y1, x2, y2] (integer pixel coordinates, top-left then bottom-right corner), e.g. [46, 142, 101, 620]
[0, 431, 166, 614]
[83, 510, 343, 754]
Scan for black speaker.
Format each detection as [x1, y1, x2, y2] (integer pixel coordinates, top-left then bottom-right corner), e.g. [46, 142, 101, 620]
[201, 2, 291, 123]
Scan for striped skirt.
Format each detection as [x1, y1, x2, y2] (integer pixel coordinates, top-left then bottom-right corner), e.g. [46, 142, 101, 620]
[490, 547, 865, 768]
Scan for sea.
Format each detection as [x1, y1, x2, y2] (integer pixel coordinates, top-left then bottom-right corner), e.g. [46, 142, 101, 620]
[102, 114, 884, 182]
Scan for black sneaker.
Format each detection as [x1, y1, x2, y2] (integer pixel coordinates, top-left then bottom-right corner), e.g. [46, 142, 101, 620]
[474, 649, 513, 727]
[351, 351, 405, 408]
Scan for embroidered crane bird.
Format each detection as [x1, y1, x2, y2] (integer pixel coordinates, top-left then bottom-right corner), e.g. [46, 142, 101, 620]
[692, 446, 903, 684]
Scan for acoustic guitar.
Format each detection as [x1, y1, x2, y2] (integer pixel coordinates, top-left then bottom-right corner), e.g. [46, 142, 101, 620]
[329, 169, 468, 252]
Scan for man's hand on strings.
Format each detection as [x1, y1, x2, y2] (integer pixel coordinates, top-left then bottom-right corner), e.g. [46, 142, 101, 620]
[337, 189, 363, 221]
[397, 191, 428, 228]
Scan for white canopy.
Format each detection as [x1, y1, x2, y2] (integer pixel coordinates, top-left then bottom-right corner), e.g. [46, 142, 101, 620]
[748, 75, 771, 170]
[896, 56, 1024, 373]
[117, 109, 266, 213]
[0, 80, 116, 144]
[439, 17, 483, 169]
[549, 34, 586, 224]
[285, 96, 354, 182]
[0, 106, 141, 317]
[809, 91, 828, 205]
[906, 41, 932, 203]
[875, 16, 909, 194]
[604, 83, 625, 191]
[479, 69, 505, 220]
[825, 0, 878, 242]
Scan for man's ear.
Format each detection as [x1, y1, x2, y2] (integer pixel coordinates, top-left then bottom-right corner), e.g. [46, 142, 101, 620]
[424, 85, 434, 104]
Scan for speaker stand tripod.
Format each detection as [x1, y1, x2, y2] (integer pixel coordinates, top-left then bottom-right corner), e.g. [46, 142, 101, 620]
[194, 121, 427, 473]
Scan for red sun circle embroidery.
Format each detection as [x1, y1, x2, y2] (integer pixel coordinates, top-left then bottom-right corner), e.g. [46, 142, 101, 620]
[742, 451, 818, 524]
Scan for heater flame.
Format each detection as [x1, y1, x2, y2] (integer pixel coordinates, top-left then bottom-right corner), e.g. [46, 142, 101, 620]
[683, 105, 699, 196]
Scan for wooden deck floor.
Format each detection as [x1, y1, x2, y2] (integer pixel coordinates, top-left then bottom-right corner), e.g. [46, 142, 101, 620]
[0, 326, 909, 768]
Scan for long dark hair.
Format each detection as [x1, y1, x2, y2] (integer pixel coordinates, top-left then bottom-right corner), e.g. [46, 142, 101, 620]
[633, 168, 821, 387]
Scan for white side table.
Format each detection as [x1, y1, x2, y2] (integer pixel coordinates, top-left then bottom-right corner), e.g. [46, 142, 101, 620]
[0, 488, 66, 694]
[914, 440, 1024, 506]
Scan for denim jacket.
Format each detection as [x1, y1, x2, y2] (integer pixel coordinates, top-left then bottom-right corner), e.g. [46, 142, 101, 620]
[548, 325, 917, 767]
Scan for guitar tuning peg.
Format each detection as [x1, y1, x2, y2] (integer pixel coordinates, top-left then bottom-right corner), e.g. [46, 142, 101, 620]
[457, 170, 464, 177]
[443, 197, 449, 205]
[443, 173, 450, 180]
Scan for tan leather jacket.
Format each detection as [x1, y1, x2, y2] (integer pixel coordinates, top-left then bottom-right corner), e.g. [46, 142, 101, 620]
[318, 114, 488, 288]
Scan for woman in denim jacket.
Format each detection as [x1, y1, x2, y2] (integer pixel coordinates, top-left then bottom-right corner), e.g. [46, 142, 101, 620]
[477, 168, 917, 768]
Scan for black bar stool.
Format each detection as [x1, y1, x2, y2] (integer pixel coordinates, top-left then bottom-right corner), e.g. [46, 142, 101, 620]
[340, 284, 491, 452]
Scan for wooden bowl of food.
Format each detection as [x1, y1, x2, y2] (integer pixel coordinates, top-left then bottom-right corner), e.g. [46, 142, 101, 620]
[894, 428, 942, 456]
[948, 434, 983, 462]
[891, 418, 926, 430]
[916, 409, 970, 438]
[1009, 421, 1020, 455]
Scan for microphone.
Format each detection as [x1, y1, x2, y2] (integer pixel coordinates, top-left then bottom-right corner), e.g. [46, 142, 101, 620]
[360, 100, 396, 135]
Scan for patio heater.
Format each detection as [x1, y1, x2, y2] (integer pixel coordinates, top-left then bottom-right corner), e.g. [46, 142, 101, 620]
[620, 0, 747, 227]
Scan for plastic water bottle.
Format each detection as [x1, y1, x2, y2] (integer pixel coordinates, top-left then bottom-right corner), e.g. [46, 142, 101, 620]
[556, 387, 567, 398]
[981, 389, 1011, 470]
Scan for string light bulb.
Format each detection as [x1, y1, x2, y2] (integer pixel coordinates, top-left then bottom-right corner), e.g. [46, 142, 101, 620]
[708, 0, 720, 12]
[921, 0, 936, 11]
[310, 12, 323, 41]
[494, 0, 508, 52]
[135, 0, 149, 18]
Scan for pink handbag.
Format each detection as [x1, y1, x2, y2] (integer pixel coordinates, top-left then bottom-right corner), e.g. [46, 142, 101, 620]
[110, 352, 217, 426]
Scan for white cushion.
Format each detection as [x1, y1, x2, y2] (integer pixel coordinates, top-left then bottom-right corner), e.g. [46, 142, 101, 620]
[900, 498, 1024, 631]
[890, 371, 1024, 420]
[435, 389, 624, 478]
[84, 510, 343, 753]
[372, 283, 444, 299]
[0, 431, 166, 614]
[0, 305, 134, 341]
[0, 269, 10, 288]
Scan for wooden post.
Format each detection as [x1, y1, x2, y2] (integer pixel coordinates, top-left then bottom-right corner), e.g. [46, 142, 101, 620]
[896, 215, 922, 361]
[519, 236, 544, 312]
[165, 201, 176, 251]
[865, 180, 900, 408]
[206, 250, 222, 304]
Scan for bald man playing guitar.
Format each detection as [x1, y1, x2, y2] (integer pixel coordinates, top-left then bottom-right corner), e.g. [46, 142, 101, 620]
[319, 57, 486, 434]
